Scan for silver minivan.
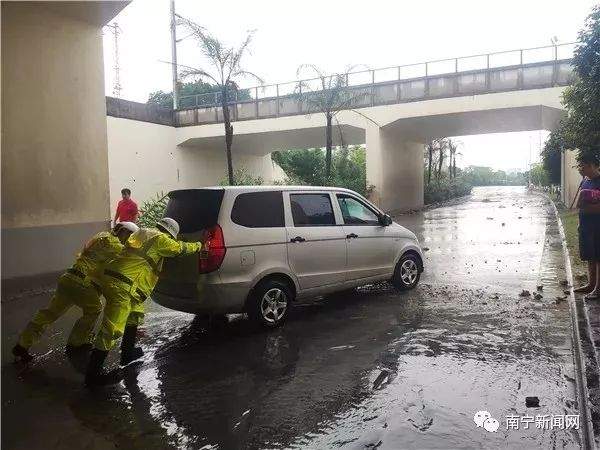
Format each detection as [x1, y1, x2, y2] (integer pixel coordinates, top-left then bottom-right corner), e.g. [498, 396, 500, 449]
[153, 186, 423, 327]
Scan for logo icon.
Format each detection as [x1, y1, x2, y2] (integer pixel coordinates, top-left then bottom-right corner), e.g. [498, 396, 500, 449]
[483, 417, 500, 432]
[474, 411, 499, 432]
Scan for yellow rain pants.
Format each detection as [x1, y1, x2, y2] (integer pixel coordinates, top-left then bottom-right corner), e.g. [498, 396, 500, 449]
[19, 274, 102, 348]
[93, 278, 145, 351]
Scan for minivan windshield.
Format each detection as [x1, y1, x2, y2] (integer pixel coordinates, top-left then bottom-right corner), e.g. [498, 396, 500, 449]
[164, 189, 224, 233]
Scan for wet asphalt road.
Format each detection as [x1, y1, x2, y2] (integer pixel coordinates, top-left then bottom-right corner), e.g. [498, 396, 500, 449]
[1, 186, 583, 449]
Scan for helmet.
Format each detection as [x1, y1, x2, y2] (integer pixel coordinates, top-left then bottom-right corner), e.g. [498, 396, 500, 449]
[157, 217, 180, 239]
[114, 221, 139, 234]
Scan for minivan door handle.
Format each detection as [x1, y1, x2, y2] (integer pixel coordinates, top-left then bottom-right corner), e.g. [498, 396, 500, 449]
[290, 236, 306, 243]
[346, 233, 359, 239]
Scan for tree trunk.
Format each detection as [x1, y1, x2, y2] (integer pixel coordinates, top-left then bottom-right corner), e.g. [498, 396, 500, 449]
[437, 148, 444, 180]
[427, 144, 433, 183]
[221, 87, 234, 185]
[452, 154, 456, 178]
[325, 113, 333, 182]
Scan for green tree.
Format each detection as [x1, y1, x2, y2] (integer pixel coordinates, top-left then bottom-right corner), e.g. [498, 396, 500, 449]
[546, 5, 600, 164]
[148, 80, 252, 109]
[529, 163, 550, 187]
[272, 146, 370, 196]
[176, 16, 263, 185]
[295, 65, 374, 181]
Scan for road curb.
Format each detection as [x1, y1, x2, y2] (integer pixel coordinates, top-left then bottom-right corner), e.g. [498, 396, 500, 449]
[550, 197, 598, 450]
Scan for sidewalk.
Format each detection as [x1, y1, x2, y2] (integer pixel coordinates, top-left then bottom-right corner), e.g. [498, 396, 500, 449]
[559, 208, 600, 445]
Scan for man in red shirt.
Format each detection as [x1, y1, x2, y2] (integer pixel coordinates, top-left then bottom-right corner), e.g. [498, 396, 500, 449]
[114, 188, 139, 224]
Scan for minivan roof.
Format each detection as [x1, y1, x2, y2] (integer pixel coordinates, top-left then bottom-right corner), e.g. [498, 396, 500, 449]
[169, 185, 364, 196]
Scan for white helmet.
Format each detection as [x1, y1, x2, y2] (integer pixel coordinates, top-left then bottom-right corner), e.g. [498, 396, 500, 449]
[157, 217, 180, 239]
[114, 221, 139, 234]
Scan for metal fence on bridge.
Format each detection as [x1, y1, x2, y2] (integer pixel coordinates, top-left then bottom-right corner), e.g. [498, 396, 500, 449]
[176, 42, 577, 127]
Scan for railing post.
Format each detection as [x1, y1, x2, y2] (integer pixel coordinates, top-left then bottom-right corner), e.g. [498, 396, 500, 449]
[371, 70, 375, 106]
[425, 62, 429, 97]
[486, 53, 491, 91]
[518, 50, 524, 89]
[255, 87, 259, 119]
[397, 66, 402, 102]
[214, 92, 219, 122]
[195, 94, 200, 108]
[276, 84, 280, 116]
[454, 58, 459, 95]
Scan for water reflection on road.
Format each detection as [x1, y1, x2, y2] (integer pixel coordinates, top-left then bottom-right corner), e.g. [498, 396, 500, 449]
[1, 186, 581, 449]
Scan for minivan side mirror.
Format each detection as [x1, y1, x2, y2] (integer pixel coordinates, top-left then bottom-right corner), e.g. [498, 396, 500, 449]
[379, 214, 393, 226]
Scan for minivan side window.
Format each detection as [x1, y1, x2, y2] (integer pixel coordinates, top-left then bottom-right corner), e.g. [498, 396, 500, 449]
[290, 193, 335, 226]
[337, 194, 380, 225]
[231, 191, 284, 228]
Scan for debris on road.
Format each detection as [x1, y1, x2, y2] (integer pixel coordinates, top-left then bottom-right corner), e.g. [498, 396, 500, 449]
[536, 285, 543, 291]
[533, 292, 543, 300]
[525, 397, 540, 407]
[520, 290, 531, 297]
[329, 345, 356, 351]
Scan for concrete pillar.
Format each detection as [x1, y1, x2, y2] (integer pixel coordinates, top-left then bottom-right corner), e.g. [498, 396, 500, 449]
[366, 126, 424, 213]
[1, 3, 124, 287]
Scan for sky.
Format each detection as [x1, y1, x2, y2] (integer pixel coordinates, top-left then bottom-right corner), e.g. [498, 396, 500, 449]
[103, 0, 598, 171]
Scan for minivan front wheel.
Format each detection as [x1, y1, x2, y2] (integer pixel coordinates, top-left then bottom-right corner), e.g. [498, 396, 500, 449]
[247, 279, 293, 328]
[392, 254, 421, 291]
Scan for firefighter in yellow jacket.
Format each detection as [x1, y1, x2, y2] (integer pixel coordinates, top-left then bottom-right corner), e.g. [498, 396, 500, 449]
[86, 217, 202, 386]
[12, 222, 140, 363]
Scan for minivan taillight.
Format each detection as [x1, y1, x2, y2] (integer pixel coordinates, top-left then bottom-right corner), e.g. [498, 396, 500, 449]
[199, 224, 226, 273]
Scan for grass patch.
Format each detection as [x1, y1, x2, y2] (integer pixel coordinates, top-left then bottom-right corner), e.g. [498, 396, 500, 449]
[560, 209, 587, 277]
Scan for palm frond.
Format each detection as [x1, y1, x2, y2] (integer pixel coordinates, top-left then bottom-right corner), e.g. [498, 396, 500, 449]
[230, 69, 264, 86]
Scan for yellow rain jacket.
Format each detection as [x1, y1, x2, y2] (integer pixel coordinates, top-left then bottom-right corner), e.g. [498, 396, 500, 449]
[18, 230, 124, 349]
[103, 228, 201, 300]
[66, 231, 124, 287]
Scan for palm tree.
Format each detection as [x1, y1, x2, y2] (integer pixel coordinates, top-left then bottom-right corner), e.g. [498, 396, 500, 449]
[295, 65, 375, 182]
[176, 16, 263, 185]
[448, 139, 457, 179]
[426, 141, 435, 183]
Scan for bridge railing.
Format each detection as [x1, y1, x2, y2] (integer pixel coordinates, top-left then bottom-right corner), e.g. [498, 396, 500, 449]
[176, 42, 577, 126]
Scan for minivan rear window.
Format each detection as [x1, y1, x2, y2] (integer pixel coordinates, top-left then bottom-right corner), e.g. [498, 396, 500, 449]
[164, 189, 224, 233]
[231, 191, 284, 228]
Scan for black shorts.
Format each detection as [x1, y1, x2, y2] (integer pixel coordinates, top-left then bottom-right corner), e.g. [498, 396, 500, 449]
[579, 224, 600, 262]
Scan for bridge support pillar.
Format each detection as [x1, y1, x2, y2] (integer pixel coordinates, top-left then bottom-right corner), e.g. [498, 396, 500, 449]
[366, 125, 424, 213]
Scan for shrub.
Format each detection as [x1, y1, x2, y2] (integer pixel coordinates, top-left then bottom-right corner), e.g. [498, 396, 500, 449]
[138, 192, 169, 228]
[219, 168, 264, 186]
[424, 178, 472, 205]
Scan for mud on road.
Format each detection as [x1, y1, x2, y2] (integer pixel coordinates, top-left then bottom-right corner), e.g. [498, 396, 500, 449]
[1, 186, 585, 449]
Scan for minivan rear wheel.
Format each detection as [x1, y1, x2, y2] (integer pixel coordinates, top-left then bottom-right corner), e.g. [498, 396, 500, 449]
[247, 279, 294, 328]
[392, 254, 421, 290]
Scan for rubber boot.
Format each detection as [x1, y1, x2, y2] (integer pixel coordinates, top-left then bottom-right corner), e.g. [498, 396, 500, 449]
[12, 344, 33, 363]
[85, 349, 123, 387]
[120, 326, 144, 366]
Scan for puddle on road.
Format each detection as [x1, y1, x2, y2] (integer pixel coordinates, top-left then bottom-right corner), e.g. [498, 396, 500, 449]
[1, 187, 582, 450]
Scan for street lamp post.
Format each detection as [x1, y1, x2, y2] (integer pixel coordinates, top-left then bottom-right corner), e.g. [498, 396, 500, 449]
[170, 0, 179, 110]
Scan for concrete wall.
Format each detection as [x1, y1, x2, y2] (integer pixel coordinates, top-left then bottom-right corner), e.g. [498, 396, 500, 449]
[561, 149, 581, 208]
[1, 3, 120, 281]
[106, 117, 284, 217]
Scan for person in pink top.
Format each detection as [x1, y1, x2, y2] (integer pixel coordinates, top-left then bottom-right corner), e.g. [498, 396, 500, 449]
[114, 188, 139, 225]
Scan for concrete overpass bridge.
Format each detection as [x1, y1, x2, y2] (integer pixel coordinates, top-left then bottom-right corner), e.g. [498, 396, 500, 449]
[172, 43, 575, 211]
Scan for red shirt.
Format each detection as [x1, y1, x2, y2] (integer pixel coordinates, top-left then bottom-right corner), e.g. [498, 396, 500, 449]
[116, 198, 139, 222]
